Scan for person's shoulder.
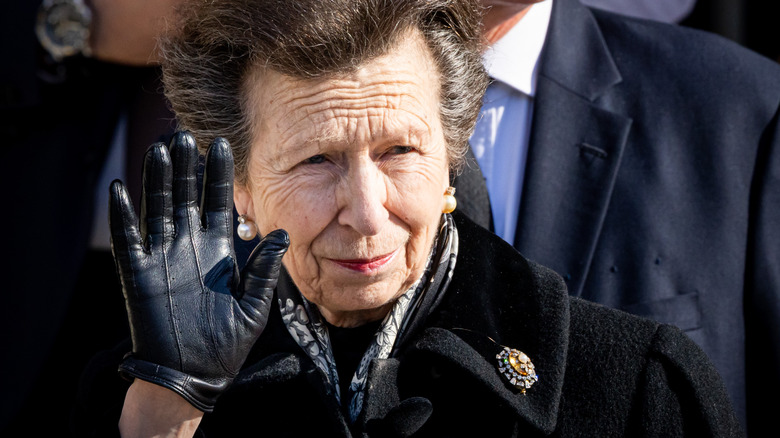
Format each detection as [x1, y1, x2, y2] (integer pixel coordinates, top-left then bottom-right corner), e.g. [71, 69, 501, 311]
[589, 6, 737, 57]
[568, 296, 658, 354]
[566, 295, 716, 375]
[588, 5, 780, 92]
[565, 297, 743, 435]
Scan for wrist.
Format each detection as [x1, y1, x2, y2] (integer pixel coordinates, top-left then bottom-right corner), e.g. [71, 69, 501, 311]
[119, 356, 231, 412]
[120, 380, 203, 438]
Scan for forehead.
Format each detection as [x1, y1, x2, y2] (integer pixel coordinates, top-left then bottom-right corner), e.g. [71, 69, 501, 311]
[243, 31, 442, 162]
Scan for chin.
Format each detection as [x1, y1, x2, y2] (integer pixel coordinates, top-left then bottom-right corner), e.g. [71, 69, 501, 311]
[332, 281, 403, 310]
[312, 278, 410, 326]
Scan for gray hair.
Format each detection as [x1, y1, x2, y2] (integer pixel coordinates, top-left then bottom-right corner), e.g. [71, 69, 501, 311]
[160, 0, 488, 185]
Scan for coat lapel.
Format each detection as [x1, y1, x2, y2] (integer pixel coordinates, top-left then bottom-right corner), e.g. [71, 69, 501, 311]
[515, 0, 631, 297]
[226, 214, 573, 435]
[406, 326, 565, 434]
[394, 212, 572, 434]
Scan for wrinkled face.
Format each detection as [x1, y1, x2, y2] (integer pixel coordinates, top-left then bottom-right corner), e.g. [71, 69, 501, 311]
[234, 31, 450, 327]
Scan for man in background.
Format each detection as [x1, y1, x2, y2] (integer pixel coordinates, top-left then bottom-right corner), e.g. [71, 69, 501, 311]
[455, 0, 780, 434]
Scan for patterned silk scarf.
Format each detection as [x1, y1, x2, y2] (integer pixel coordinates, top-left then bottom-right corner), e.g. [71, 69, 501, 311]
[277, 213, 459, 423]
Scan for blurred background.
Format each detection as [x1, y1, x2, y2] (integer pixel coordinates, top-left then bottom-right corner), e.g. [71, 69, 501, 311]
[682, 0, 779, 63]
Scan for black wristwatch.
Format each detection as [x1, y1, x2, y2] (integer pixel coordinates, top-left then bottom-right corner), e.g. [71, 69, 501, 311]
[35, 0, 93, 62]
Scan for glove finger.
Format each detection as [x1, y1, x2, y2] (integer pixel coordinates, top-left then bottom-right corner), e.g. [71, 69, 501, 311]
[238, 229, 289, 314]
[140, 143, 174, 249]
[109, 179, 144, 262]
[201, 137, 234, 237]
[169, 131, 200, 234]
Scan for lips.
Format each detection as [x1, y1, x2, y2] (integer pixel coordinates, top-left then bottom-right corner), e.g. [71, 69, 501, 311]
[329, 250, 398, 273]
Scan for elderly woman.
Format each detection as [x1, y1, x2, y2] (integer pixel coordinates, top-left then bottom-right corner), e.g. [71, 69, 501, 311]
[74, 0, 742, 436]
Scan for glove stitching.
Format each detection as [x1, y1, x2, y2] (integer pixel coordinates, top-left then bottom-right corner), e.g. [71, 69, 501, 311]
[162, 153, 185, 370]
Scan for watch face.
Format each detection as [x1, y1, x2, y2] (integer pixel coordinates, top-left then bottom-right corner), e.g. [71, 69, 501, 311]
[35, 0, 92, 61]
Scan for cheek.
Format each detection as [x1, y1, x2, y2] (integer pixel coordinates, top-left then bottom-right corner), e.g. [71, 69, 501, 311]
[252, 173, 333, 233]
[250, 173, 336, 272]
[387, 158, 448, 226]
[386, 157, 448, 268]
[251, 173, 340, 303]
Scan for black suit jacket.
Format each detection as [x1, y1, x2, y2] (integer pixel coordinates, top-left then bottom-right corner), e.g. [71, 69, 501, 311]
[455, 0, 780, 434]
[73, 212, 742, 437]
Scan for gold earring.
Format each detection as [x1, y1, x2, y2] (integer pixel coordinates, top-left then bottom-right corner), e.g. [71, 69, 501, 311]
[442, 187, 457, 214]
[237, 215, 258, 241]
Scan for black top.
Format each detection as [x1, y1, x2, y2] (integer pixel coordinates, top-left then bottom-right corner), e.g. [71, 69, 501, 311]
[324, 319, 383, 407]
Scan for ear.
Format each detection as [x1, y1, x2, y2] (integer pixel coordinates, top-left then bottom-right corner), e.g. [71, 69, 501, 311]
[234, 183, 255, 217]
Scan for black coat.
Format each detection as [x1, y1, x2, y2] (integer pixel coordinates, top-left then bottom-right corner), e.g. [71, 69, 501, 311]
[74, 212, 742, 437]
[454, 0, 780, 433]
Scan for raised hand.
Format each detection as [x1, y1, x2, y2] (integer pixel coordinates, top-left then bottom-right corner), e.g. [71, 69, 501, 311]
[109, 131, 288, 412]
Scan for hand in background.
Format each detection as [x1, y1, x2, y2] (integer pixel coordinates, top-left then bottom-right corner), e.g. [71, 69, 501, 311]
[90, 0, 183, 65]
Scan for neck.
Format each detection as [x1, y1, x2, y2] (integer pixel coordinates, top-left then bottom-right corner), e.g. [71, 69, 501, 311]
[318, 302, 394, 328]
[483, 5, 533, 44]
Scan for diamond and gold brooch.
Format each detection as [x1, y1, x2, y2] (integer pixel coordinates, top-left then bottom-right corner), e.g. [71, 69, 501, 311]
[496, 347, 538, 394]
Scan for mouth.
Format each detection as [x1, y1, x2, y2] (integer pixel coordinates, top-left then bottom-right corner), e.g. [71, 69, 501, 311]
[329, 250, 398, 274]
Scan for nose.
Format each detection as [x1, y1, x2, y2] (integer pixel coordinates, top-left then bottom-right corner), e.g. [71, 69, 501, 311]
[336, 158, 389, 236]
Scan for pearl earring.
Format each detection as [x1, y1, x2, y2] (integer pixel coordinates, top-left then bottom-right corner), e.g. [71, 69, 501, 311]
[237, 215, 258, 241]
[442, 186, 457, 214]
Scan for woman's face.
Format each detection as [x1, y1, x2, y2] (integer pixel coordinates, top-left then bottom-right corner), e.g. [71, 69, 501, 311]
[234, 31, 450, 327]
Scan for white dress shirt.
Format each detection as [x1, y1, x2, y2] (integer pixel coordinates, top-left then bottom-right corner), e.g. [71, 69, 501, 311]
[469, 0, 552, 244]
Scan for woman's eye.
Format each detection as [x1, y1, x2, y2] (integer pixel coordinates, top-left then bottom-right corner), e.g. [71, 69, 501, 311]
[387, 146, 415, 155]
[303, 154, 326, 165]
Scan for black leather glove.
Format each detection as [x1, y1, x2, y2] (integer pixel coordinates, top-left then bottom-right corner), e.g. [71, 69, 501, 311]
[109, 131, 288, 412]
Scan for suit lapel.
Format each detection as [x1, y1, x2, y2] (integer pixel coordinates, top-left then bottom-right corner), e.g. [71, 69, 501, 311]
[515, 0, 631, 297]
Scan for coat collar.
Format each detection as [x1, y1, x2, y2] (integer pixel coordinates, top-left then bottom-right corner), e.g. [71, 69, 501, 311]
[398, 212, 571, 434]
[515, 0, 632, 296]
[231, 213, 572, 435]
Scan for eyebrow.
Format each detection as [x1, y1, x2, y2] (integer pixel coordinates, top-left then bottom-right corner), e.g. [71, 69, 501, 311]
[264, 109, 433, 168]
[265, 140, 321, 170]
